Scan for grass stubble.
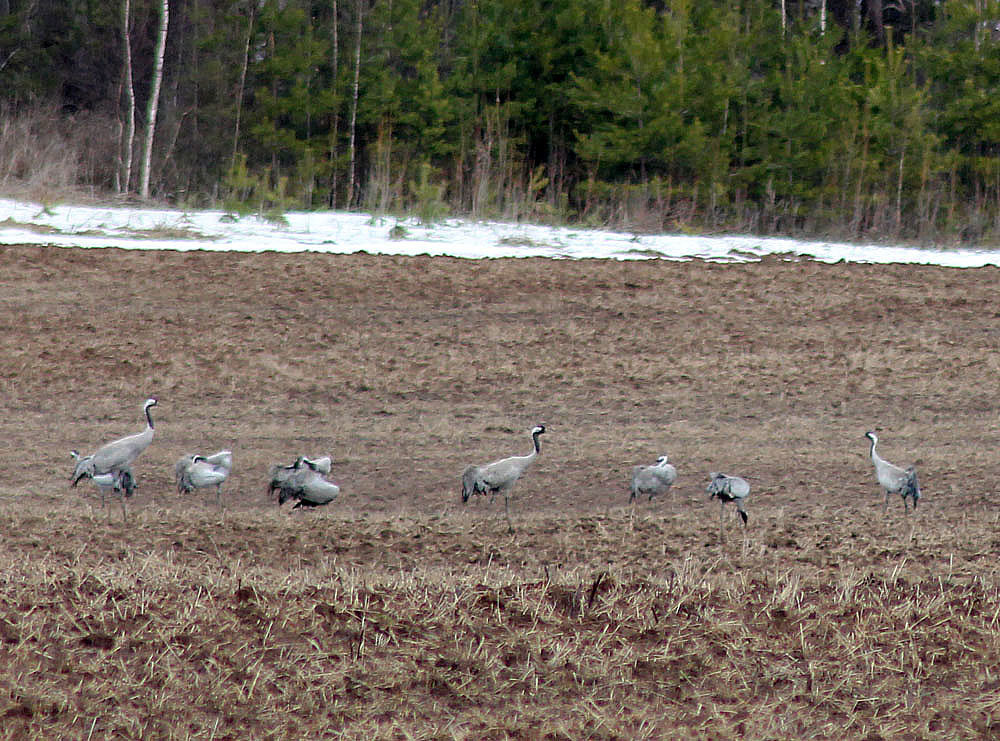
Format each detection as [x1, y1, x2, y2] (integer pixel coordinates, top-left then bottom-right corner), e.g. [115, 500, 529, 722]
[0, 245, 998, 737]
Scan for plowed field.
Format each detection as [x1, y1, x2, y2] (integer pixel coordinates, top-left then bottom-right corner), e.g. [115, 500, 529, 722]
[1, 243, 999, 738]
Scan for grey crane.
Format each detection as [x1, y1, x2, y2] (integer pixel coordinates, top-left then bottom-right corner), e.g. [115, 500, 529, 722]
[175, 450, 233, 506]
[70, 450, 137, 507]
[865, 431, 920, 513]
[268, 456, 330, 495]
[70, 398, 157, 519]
[461, 424, 545, 533]
[269, 456, 341, 510]
[629, 455, 678, 503]
[707, 472, 750, 531]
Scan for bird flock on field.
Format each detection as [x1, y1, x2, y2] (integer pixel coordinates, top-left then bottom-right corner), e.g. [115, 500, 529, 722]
[68, 398, 922, 533]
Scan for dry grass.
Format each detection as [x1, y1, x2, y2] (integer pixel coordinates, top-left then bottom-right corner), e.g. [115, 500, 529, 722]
[0, 245, 999, 736]
[0, 103, 120, 201]
[2, 505, 1000, 738]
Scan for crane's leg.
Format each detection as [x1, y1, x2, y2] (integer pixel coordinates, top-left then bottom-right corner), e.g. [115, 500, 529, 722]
[216, 484, 223, 508]
[883, 489, 889, 514]
[504, 494, 514, 534]
[719, 501, 726, 542]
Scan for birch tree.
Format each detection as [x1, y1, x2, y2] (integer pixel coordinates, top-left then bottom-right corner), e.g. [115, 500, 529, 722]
[329, 0, 339, 207]
[120, 0, 135, 194]
[347, 0, 364, 208]
[140, 0, 169, 200]
[231, 3, 255, 171]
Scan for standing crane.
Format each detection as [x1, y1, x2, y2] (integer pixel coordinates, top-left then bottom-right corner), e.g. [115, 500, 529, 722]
[462, 425, 545, 534]
[71, 398, 157, 519]
[865, 431, 920, 513]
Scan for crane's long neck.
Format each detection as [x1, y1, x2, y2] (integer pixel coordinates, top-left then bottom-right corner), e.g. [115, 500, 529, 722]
[869, 436, 881, 465]
[145, 404, 155, 430]
[531, 430, 542, 456]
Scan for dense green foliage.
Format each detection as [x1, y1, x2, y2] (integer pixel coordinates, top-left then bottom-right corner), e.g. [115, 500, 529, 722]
[3, 0, 1000, 241]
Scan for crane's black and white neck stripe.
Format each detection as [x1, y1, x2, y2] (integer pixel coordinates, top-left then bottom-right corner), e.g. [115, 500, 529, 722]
[865, 430, 878, 456]
[531, 425, 545, 454]
[144, 398, 157, 429]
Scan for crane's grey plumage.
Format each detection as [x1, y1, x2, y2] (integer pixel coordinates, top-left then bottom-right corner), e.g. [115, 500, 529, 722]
[865, 431, 920, 513]
[269, 456, 340, 510]
[70, 450, 137, 507]
[707, 472, 750, 529]
[175, 450, 233, 506]
[462, 425, 545, 533]
[629, 455, 677, 503]
[71, 398, 157, 485]
[70, 398, 156, 519]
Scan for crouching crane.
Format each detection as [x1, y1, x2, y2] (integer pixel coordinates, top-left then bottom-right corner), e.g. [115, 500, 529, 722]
[269, 456, 340, 510]
[70, 450, 137, 507]
[707, 472, 750, 534]
[629, 455, 677, 503]
[175, 450, 233, 506]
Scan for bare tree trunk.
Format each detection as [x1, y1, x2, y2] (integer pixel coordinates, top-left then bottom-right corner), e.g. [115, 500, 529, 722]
[121, 0, 135, 194]
[347, 0, 363, 209]
[867, 0, 885, 46]
[329, 0, 339, 208]
[820, 0, 826, 35]
[140, 0, 169, 200]
[780, 0, 786, 36]
[975, 0, 985, 53]
[231, 3, 255, 171]
[895, 145, 906, 235]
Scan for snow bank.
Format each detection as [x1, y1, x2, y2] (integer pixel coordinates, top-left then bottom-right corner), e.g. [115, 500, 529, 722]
[2, 198, 999, 267]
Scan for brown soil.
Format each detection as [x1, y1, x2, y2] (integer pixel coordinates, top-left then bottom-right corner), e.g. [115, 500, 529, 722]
[1, 243, 999, 737]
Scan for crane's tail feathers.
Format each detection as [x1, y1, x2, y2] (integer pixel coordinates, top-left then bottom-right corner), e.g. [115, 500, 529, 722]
[118, 470, 137, 498]
[461, 466, 481, 504]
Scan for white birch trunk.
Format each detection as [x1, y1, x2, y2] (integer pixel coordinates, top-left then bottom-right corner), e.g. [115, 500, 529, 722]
[121, 0, 135, 194]
[231, 4, 254, 171]
[347, 0, 363, 208]
[330, 0, 339, 207]
[140, 0, 169, 200]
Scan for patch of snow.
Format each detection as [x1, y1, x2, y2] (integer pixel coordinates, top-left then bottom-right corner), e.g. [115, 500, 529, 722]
[1, 198, 999, 267]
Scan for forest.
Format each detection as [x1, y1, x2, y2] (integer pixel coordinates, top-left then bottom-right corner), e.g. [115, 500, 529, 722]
[2, 0, 1000, 242]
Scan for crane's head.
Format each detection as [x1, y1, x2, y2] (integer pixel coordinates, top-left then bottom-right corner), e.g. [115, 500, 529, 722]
[864, 430, 877, 443]
[144, 398, 158, 410]
[532, 424, 546, 436]
[656, 455, 670, 466]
